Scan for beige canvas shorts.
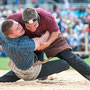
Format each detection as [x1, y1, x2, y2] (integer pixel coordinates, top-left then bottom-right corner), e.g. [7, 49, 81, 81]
[8, 60, 42, 81]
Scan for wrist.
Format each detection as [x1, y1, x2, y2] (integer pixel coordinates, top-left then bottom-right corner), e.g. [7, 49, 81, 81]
[46, 41, 51, 46]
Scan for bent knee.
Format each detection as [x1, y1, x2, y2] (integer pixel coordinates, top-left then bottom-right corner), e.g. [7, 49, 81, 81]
[60, 59, 70, 70]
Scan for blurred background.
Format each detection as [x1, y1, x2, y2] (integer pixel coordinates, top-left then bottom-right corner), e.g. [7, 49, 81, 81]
[0, 0, 90, 70]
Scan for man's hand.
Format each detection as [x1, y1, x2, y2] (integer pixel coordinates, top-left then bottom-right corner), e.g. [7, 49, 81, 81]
[37, 42, 50, 50]
[33, 31, 59, 51]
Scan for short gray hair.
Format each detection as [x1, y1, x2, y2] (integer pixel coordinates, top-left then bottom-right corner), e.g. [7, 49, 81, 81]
[22, 8, 38, 22]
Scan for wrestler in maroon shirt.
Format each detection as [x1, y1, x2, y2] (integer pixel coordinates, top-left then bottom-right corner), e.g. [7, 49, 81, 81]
[6, 8, 71, 57]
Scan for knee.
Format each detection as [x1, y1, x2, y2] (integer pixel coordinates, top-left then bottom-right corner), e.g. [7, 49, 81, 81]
[61, 60, 70, 70]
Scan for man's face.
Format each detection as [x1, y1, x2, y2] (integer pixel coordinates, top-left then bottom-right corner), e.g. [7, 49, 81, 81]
[25, 21, 39, 32]
[10, 21, 25, 38]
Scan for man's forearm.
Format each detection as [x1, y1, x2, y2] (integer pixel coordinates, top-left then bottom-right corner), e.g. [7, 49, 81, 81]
[32, 30, 59, 51]
[32, 38, 41, 51]
[32, 31, 50, 50]
[46, 31, 59, 45]
[40, 31, 50, 42]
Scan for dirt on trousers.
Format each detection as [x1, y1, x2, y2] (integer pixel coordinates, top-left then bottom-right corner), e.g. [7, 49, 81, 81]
[0, 70, 90, 90]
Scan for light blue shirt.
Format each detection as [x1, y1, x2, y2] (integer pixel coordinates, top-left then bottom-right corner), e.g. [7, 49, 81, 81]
[0, 31, 35, 70]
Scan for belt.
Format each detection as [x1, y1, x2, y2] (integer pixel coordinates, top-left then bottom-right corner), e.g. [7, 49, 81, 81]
[32, 57, 52, 66]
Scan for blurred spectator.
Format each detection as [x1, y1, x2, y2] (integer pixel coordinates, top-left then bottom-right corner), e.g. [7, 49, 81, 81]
[68, 33, 80, 51]
[78, 29, 85, 51]
[2, 6, 12, 18]
[13, 0, 21, 5]
[19, 0, 25, 4]
[3, 0, 7, 5]
[73, 19, 84, 34]
[86, 4, 90, 15]
[54, 0, 60, 3]
[51, 5, 63, 31]
[38, 0, 44, 3]
[31, 0, 37, 4]
[0, 0, 7, 5]
[0, 0, 3, 5]
[64, 0, 70, 9]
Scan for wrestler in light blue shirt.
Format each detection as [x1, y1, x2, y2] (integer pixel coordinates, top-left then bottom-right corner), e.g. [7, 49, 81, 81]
[0, 31, 35, 70]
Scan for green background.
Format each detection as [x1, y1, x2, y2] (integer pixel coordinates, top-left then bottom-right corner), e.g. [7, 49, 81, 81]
[0, 56, 90, 70]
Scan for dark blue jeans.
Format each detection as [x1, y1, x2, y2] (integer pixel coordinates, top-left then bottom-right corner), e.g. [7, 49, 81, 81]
[34, 51, 44, 61]
[56, 50, 90, 80]
[0, 59, 69, 82]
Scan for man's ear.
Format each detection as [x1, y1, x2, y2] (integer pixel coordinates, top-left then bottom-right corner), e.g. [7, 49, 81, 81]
[8, 34, 14, 38]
